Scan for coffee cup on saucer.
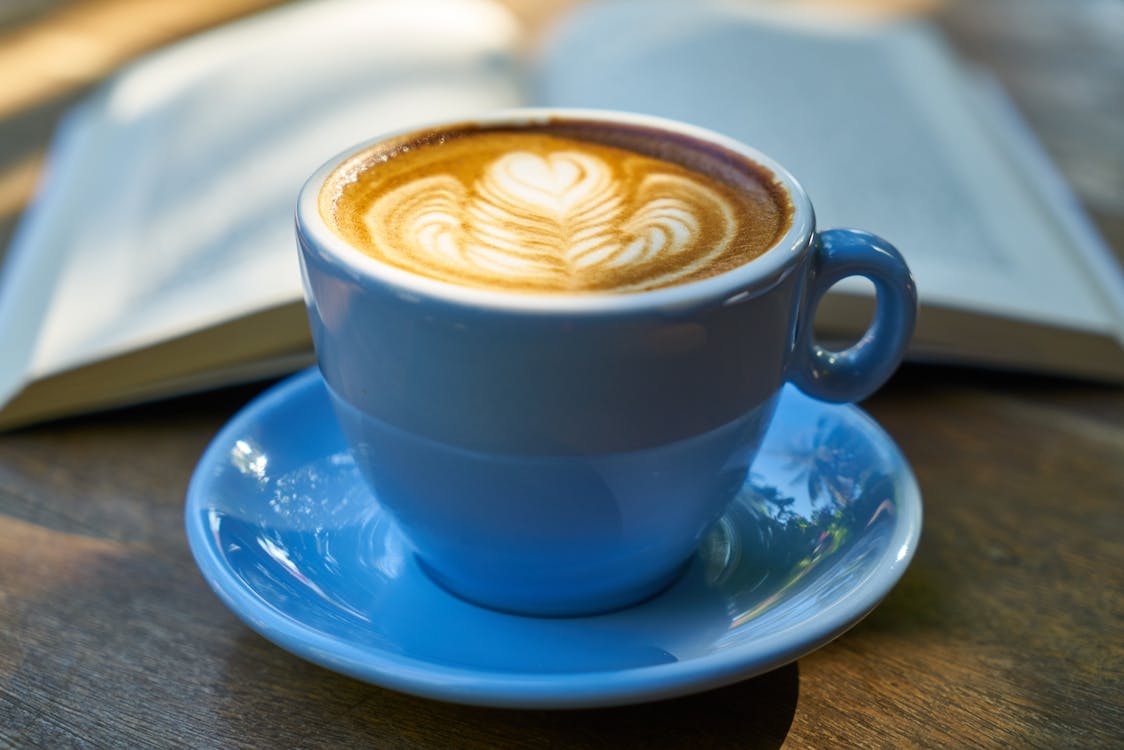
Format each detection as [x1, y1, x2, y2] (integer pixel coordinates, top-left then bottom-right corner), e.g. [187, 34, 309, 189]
[296, 109, 916, 617]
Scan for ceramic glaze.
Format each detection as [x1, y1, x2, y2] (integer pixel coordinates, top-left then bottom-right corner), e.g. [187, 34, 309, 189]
[296, 109, 917, 615]
[184, 370, 922, 708]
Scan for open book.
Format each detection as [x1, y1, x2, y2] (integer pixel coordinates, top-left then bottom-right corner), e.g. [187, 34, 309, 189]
[1, 0, 1122, 430]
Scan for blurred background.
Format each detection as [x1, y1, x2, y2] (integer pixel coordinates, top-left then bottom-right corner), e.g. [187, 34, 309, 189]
[0, 0, 1122, 266]
[1, 4, 1121, 746]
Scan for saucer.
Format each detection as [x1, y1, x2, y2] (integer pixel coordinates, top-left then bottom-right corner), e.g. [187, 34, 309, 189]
[185, 368, 921, 709]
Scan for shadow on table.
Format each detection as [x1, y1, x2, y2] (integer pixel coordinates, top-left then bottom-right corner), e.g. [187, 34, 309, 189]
[218, 631, 798, 749]
[462, 663, 798, 749]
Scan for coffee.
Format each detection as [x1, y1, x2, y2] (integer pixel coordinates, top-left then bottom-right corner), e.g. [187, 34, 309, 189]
[319, 120, 792, 294]
[299, 111, 915, 616]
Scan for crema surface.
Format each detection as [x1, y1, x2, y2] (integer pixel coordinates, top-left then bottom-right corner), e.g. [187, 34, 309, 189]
[321, 124, 790, 294]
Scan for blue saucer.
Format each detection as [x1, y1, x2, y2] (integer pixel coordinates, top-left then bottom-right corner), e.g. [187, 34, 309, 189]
[185, 368, 921, 709]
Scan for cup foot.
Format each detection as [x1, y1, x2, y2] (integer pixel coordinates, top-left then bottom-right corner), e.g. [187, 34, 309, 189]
[415, 555, 693, 618]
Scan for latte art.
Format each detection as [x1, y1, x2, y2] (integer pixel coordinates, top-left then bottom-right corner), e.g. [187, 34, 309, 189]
[323, 127, 790, 293]
[368, 150, 736, 291]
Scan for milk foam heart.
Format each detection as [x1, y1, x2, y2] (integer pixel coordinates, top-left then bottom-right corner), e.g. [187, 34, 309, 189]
[364, 150, 738, 291]
[321, 125, 791, 293]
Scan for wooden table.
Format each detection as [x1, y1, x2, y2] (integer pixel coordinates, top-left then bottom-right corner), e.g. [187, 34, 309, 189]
[1, 1, 1121, 747]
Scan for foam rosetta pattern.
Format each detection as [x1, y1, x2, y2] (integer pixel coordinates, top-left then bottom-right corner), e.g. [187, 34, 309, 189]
[363, 150, 739, 292]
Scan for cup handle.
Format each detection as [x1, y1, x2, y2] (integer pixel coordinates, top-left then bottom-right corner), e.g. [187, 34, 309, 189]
[789, 228, 917, 403]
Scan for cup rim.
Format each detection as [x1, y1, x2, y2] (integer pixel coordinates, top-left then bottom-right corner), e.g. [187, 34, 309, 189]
[296, 108, 816, 315]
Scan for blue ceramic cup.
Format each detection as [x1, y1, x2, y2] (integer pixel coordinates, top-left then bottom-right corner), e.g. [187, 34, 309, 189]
[297, 110, 916, 616]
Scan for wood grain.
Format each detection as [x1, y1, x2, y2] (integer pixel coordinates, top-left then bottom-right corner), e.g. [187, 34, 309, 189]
[1, 1, 1122, 748]
[1, 369, 1119, 748]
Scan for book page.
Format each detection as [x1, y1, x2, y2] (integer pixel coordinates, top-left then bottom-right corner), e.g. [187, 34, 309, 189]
[537, 0, 1124, 341]
[18, 0, 524, 379]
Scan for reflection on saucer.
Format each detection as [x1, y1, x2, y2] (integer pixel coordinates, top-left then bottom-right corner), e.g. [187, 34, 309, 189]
[186, 369, 921, 708]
